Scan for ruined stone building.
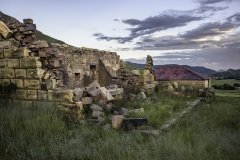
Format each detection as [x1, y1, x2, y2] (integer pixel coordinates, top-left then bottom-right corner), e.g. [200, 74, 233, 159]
[0, 16, 157, 123]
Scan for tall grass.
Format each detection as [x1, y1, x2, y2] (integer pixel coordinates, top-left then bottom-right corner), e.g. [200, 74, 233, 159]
[0, 94, 239, 160]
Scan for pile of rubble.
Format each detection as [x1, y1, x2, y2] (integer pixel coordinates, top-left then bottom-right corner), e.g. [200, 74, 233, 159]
[72, 81, 148, 130]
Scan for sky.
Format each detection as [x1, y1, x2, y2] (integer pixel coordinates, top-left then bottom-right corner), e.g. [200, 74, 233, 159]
[1, 0, 240, 70]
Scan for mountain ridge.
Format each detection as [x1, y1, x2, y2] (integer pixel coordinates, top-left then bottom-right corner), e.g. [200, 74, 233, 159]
[125, 61, 217, 75]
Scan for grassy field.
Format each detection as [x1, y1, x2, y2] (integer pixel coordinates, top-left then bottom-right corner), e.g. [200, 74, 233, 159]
[212, 79, 240, 86]
[0, 91, 240, 160]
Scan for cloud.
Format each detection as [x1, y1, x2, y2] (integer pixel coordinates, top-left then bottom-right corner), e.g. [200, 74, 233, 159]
[197, 0, 236, 5]
[227, 12, 240, 24]
[180, 22, 235, 39]
[135, 19, 239, 50]
[93, 11, 204, 43]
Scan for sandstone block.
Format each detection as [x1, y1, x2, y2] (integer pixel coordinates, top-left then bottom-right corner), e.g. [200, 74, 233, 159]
[23, 19, 33, 24]
[15, 69, 26, 78]
[0, 40, 12, 49]
[0, 59, 7, 68]
[20, 57, 42, 69]
[45, 79, 56, 90]
[38, 90, 48, 100]
[73, 88, 83, 101]
[76, 101, 83, 111]
[26, 69, 44, 79]
[112, 115, 124, 129]
[0, 21, 12, 38]
[82, 97, 93, 105]
[1, 68, 15, 78]
[0, 49, 3, 58]
[0, 79, 10, 86]
[7, 59, 19, 68]
[36, 40, 48, 48]
[100, 87, 114, 102]
[12, 47, 29, 58]
[3, 48, 14, 58]
[27, 90, 37, 100]
[11, 79, 24, 88]
[24, 79, 41, 89]
[16, 89, 28, 100]
[48, 90, 73, 102]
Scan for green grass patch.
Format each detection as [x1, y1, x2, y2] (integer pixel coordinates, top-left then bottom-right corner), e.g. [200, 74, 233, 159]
[212, 79, 240, 86]
[1, 91, 239, 159]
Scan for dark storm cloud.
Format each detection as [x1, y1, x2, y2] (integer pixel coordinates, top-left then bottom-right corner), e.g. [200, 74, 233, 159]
[180, 22, 235, 39]
[93, 12, 204, 43]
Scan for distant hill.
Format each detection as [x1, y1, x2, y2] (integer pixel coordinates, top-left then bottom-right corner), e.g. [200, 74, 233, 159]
[210, 69, 240, 80]
[126, 61, 217, 75]
[0, 11, 65, 44]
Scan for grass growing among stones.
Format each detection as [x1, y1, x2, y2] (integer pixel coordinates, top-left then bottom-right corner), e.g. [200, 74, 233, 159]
[1, 91, 240, 160]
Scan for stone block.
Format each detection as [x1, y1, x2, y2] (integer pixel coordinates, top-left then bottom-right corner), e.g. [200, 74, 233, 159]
[11, 79, 24, 88]
[12, 47, 29, 58]
[24, 79, 41, 89]
[45, 79, 56, 90]
[38, 90, 48, 100]
[0, 21, 13, 38]
[82, 97, 93, 105]
[112, 115, 124, 129]
[36, 40, 48, 48]
[3, 48, 14, 58]
[0, 40, 12, 49]
[27, 90, 37, 100]
[0, 49, 3, 58]
[23, 19, 33, 24]
[48, 90, 73, 102]
[26, 69, 44, 79]
[20, 57, 42, 69]
[76, 101, 83, 111]
[0, 59, 7, 68]
[15, 69, 26, 78]
[16, 89, 28, 100]
[1, 68, 15, 78]
[100, 87, 114, 102]
[1, 79, 10, 86]
[73, 88, 83, 101]
[7, 59, 19, 68]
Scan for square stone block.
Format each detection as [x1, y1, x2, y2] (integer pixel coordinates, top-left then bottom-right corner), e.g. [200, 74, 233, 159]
[3, 48, 14, 58]
[0, 49, 3, 58]
[48, 90, 73, 102]
[1, 68, 15, 78]
[0, 59, 7, 68]
[15, 69, 26, 78]
[26, 69, 44, 79]
[16, 89, 28, 100]
[20, 57, 42, 69]
[0, 79, 10, 86]
[24, 79, 41, 89]
[38, 90, 48, 100]
[11, 79, 24, 88]
[12, 47, 29, 58]
[82, 97, 93, 105]
[27, 90, 37, 100]
[0, 40, 12, 49]
[7, 59, 19, 68]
